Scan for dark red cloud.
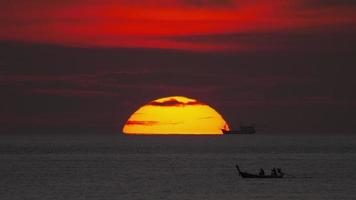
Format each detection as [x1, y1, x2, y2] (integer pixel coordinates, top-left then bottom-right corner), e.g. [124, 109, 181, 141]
[0, 0, 355, 51]
[1, 42, 356, 133]
[148, 98, 204, 107]
[125, 120, 159, 126]
[125, 120, 181, 126]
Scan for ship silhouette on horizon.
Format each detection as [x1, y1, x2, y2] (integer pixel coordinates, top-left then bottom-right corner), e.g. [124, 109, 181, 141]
[222, 125, 256, 134]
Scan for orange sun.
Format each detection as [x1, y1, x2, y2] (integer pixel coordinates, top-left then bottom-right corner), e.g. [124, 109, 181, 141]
[123, 96, 230, 135]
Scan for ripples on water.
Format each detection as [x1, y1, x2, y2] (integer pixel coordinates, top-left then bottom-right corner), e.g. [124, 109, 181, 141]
[0, 134, 355, 200]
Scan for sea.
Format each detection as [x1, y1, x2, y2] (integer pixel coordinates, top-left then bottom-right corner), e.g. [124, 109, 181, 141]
[0, 134, 355, 200]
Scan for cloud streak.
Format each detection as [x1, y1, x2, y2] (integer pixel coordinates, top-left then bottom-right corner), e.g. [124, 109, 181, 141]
[0, 0, 355, 51]
[148, 98, 203, 107]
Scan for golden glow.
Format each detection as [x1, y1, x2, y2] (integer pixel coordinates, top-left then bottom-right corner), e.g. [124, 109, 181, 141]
[123, 96, 230, 135]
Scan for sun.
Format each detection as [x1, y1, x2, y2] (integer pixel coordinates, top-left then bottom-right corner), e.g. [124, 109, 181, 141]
[122, 96, 230, 135]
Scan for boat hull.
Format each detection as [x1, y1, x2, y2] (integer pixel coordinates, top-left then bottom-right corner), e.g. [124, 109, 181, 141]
[239, 172, 284, 178]
[236, 165, 284, 178]
[222, 126, 256, 134]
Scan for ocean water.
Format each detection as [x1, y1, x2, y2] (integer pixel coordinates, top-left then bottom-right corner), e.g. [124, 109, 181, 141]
[0, 134, 355, 200]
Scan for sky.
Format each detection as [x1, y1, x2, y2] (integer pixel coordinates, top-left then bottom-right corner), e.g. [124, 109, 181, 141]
[0, 0, 356, 134]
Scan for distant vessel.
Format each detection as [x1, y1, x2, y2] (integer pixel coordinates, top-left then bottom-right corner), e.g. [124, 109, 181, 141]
[222, 125, 256, 134]
[235, 164, 284, 178]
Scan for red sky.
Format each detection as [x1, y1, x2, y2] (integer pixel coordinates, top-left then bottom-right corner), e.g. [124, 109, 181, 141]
[1, 0, 355, 51]
[1, 0, 356, 134]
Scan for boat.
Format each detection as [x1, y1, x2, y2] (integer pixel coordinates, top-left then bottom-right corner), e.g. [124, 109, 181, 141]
[222, 125, 256, 134]
[235, 165, 284, 178]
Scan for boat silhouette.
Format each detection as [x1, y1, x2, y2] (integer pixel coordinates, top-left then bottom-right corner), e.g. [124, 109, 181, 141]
[222, 125, 256, 134]
[235, 165, 284, 178]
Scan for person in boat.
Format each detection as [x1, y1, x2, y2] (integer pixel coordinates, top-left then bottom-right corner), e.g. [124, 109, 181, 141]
[271, 168, 277, 176]
[277, 168, 283, 175]
[259, 168, 265, 176]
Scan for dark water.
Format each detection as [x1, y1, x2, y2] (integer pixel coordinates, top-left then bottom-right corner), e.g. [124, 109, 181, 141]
[0, 134, 355, 200]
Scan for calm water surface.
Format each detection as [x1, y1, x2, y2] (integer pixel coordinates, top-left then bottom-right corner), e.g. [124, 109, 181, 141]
[0, 134, 355, 200]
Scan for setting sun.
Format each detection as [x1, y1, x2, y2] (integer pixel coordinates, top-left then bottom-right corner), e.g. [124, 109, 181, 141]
[123, 96, 230, 135]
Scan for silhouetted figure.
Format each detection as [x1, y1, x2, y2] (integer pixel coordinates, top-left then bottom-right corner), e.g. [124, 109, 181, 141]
[277, 168, 283, 175]
[259, 168, 265, 176]
[271, 168, 277, 176]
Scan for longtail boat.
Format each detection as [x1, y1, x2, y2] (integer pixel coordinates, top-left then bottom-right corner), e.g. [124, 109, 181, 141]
[236, 165, 284, 178]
